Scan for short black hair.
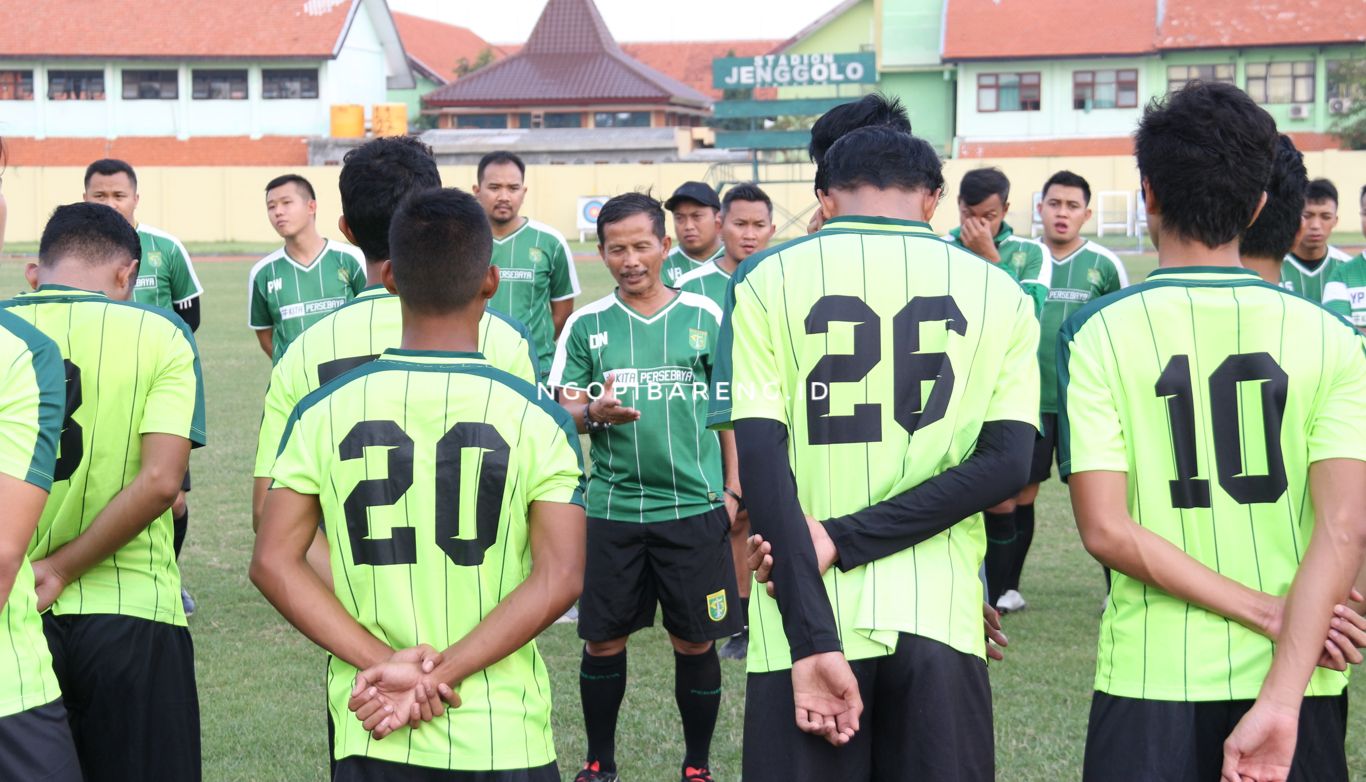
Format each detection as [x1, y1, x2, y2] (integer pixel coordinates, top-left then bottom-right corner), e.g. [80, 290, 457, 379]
[84, 158, 137, 190]
[477, 151, 525, 183]
[39, 202, 142, 267]
[810, 94, 912, 193]
[1135, 82, 1277, 249]
[596, 192, 666, 245]
[822, 125, 944, 195]
[959, 168, 1010, 207]
[339, 137, 441, 262]
[265, 173, 317, 201]
[1041, 170, 1092, 205]
[388, 188, 493, 315]
[721, 183, 772, 216]
[1304, 178, 1338, 207]
[1239, 135, 1307, 261]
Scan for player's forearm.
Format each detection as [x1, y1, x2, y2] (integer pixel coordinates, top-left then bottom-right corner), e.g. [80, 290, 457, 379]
[255, 329, 274, 358]
[735, 418, 841, 660]
[0, 478, 46, 608]
[558, 387, 594, 434]
[719, 430, 740, 492]
[823, 420, 1033, 571]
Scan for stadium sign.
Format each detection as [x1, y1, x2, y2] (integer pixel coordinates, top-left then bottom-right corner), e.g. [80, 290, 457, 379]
[712, 52, 877, 89]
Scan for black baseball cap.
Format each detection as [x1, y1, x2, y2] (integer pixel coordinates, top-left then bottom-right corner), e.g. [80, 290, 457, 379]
[664, 181, 720, 211]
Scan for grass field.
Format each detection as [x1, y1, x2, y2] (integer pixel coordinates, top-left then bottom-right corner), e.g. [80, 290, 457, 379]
[8, 248, 1366, 781]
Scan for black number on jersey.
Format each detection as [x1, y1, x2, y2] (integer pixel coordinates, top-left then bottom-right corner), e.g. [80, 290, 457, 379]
[339, 419, 509, 568]
[804, 295, 967, 445]
[53, 359, 83, 482]
[1157, 352, 1288, 509]
[317, 354, 381, 386]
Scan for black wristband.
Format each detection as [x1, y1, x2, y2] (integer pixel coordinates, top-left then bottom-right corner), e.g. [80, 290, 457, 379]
[723, 487, 745, 511]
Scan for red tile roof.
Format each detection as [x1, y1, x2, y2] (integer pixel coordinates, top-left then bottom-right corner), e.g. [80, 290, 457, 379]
[5, 136, 309, 166]
[1157, 0, 1366, 49]
[393, 13, 502, 84]
[620, 41, 782, 100]
[0, 0, 359, 59]
[943, 0, 1157, 60]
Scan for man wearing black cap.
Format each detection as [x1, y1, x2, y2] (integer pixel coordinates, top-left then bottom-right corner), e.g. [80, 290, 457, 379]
[662, 182, 724, 286]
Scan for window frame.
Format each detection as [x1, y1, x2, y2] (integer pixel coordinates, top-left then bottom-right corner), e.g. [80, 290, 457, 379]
[0, 70, 34, 101]
[122, 68, 179, 100]
[1073, 68, 1138, 110]
[977, 71, 1041, 113]
[593, 111, 650, 128]
[47, 69, 106, 101]
[1245, 60, 1315, 105]
[1165, 63, 1235, 93]
[261, 68, 319, 100]
[191, 68, 249, 100]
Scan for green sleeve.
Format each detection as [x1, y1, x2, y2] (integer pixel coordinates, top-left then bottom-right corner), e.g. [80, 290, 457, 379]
[708, 273, 784, 428]
[248, 271, 273, 329]
[1307, 323, 1366, 464]
[139, 319, 207, 447]
[348, 256, 366, 297]
[1019, 243, 1049, 316]
[1323, 262, 1353, 318]
[547, 318, 592, 389]
[1057, 317, 1127, 477]
[548, 236, 581, 301]
[0, 330, 63, 490]
[526, 411, 586, 506]
[254, 355, 303, 478]
[166, 240, 203, 305]
[270, 408, 321, 496]
[983, 296, 1041, 427]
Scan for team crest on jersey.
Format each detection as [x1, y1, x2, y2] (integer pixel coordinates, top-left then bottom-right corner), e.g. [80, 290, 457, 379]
[689, 328, 708, 350]
[147, 251, 162, 268]
[528, 247, 546, 265]
[1087, 267, 1103, 288]
[1011, 250, 1026, 271]
[338, 267, 351, 285]
[706, 590, 728, 621]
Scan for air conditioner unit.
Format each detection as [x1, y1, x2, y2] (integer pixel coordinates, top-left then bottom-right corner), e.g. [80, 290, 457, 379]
[1329, 97, 1354, 115]
[1288, 103, 1312, 120]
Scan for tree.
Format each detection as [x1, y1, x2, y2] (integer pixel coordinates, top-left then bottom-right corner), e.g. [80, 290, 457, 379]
[454, 48, 496, 80]
[1329, 59, 1366, 150]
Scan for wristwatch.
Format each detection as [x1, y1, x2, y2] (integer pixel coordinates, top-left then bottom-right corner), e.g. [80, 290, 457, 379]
[585, 399, 613, 434]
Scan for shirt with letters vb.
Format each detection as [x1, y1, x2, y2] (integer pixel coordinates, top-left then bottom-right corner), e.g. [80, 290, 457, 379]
[708, 216, 1041, 673]
[662, 243, 725, 287]
[549, 290, 725, 523]
[4, 286, 207, 628]
[1037, 241, 1128, 413]
[249, 239, 367, 362]
[253, 286, 538, 479]
[1058, 266, 1366, 701]
[270, 350, 584, 772]
[946, 221, 1049, 314]
[488, 219, 581, 380]
[1321, 251, 1366, 325]
[0, 311, 64, 719]
[1280, 245, 1353, 302]
[134, 224, 204, 310]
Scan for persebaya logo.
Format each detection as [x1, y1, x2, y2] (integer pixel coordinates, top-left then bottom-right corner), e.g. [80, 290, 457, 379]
[147, 251, 163, 269]
[338, 266, 351, 285]
[528, 247, 547, 265]
[1011, 250, 1027, 272]
[689, 328, 708, 350]
[1087, 267, 1103, 288]
[706, 590, 728, 621]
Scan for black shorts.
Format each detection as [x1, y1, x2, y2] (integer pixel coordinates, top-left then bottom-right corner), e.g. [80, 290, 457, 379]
[579, 507, 743, 643]
[333, 757, 558, 781]
[1028, 412, 1058, 485]
[1084, 691, 1348, 782]
[743, 633, 993, 782]
[43, 613, 201, 782]
[0, 698, 81, 781]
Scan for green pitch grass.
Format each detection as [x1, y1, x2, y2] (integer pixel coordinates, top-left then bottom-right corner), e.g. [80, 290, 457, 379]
[6, 250, 1366, 781]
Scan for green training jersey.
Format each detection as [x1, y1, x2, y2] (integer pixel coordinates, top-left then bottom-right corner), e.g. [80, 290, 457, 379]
[248, 239, 367, 362]
[1058, 267, 1366, 701]
[1038, 241, 1128, 413]
[271, 350, 584, 772]
[946, 221, 1050, 314]
[134, 224, 203, 310]
[549, 290, 724, 523]
[675, 259, 733, 310]
[709, 216, 1041, 673]
[1279, 245, 1353, 302]
[0, 311, 64, 719]
[1321, 252, 1366, 327]
[488, 219, 580, 380]
[6, 286, 206, 627]
[253, 286, 538, 478]
[662, 243, 725, 287]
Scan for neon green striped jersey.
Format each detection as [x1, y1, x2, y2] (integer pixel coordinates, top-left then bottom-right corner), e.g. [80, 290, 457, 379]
[1058, 266, 1366, 701]
[675, 259, 732, 310]
[134, 224, 203, 310]
[1321, 252, 1366, 327]
[662, 243, 725, 287]
[550, 290, 724, 522]
[4, 286, 206, 627]
[253, 286, 538, 478]
[1279, 246, 1353, 302]
[709, 216, 1041, 673]
[0, 310, 65, 719]
[248, 239, 367, 362]
[946, 221, 1049, 313]
[488, 219, 580, 380]
[1038, 241, 1128, 413]
[270, 350, 584, 772]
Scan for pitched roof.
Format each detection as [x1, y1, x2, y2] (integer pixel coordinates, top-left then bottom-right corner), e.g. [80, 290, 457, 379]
[424, 0, 710, 109]
[393, 12, 501, 84]
[619, 41, 782, 100]
[942, 0, 1157, 60]
[1157, 0, 1366, 49]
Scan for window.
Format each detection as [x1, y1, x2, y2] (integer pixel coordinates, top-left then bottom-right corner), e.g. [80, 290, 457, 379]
[594, 111, 650, 127]
[1246, 61, 1315, 104]
[47, 69, 105, 100]
[122, 69, 178, 100]
[1073, 69, 1138, 109]
[262, 68, 319, 99]
[977, 72, 1040, 112]
[192, 69, 248, 100]
[1166, 64, 1235, 92]
[544, 112, 583, 128]
[514, 112, 532, 128]
[0, 70, 33, 100]
[456, 114, 508, 129]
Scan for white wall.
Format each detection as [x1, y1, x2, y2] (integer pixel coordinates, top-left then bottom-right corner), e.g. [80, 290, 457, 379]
[326, 3, 389, 119]
[955, 58, 1149, 141]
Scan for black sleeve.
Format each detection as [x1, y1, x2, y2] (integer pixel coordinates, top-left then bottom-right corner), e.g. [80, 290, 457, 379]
[174, 296, 201, 333]
[734, 418, 841, 661]
[823, 420, 1036, 572]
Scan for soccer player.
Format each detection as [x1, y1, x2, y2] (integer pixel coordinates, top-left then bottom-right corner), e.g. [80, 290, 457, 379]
[984, 171, 1127, 612]
[253, 187, 585, 782]
[946, 167, 1049, 312]
[550, 192, 742, 782]
[1323, 184, 1366, 328]
[475, 151, 580, 381]
[805, 94, 912, 235]
[14, 202, 206, 781]
[1281, 178, 1353, 300]
[677, 182, 775, 661]
[662, 181, 725, 285]
[714, 123, 1039, 781]
[1242, 136, 1308, 287]
[249, 173, 366, 362]
[1060, 82, 1366, 782]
